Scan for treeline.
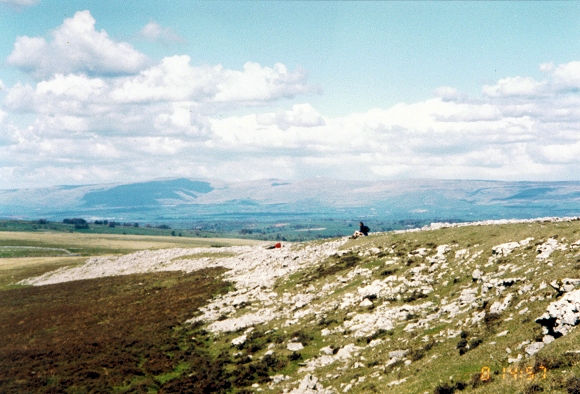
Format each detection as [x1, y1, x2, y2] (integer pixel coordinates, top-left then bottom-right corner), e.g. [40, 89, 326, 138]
[62, 218, 171, 230]
[93, 220, 140, 228]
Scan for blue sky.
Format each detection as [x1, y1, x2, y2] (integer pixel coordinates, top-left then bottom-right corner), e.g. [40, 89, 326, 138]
[1, 1, 580, 188]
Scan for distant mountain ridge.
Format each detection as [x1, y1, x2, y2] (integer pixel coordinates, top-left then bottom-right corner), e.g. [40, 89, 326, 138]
[1, 178, 579, 232]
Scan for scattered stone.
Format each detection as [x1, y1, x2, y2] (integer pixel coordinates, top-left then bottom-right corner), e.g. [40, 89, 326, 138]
[508, 354, 523, 364]
[472, 268, 483, 282]
[491, 238, 534, 258]
[518, 283, 533, 295]
[290, 374, 333, 394]
[387, 377, 408, 386]
[536, 289, 580, 337]
[208, 308, 277, 333]
[542, 335, 555, 344]
[302, 344, 361, 372]
[387, 349, 408, 366]
[536, 238, 565, 260]
[459, 287, 478, 305]
[489, 293, 513, 315]
[525, 342, 545, 356]
[368, 339, 383, 347]
[271, 374, 288, 384]
[410, 248, 429, 257]
[287, 342, 304, 352]
[427, 245, 450, 265]
[320, 346, 334, 356]
[550, 278, 580, 294]
[517, 340, 531, 350]
[359, 298, 373, 308]
[231, 334, 247, 346]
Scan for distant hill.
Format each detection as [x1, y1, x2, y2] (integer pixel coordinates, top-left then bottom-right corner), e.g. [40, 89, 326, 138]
[1, 178, 579, 236]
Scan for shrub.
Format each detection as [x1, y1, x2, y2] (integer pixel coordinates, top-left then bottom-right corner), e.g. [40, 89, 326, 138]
[565, 376, 580, 394]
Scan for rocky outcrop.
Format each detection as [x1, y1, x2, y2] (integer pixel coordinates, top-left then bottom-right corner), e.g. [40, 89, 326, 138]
[289, 374, 334, 394]
[536, 289, 580, 338]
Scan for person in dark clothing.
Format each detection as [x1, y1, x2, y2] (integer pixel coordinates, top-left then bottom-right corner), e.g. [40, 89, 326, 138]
[351, 222, 370, 238]
[359, 222, 370, 236]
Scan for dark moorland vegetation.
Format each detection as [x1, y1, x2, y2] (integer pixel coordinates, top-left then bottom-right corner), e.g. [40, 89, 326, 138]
[0, 268, 291, 392]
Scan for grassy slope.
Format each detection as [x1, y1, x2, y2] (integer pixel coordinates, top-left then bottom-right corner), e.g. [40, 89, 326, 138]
[0, 221, 579, 393]
[342, 221, 580, 393]
[224, 220, 579, 393]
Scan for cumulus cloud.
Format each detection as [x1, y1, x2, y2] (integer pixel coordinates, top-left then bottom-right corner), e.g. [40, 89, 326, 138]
[139, 21, 183, 44]
[7, 10, 147, 78]
[482, 76, 546, 97]
[256, 103, 325, 130]
[215, 62, 310, 103]
[2, 57, 311, 141]
[550, 61, 580, 89]
[110, 56, 220, 103]
[109, 56, 309, 105]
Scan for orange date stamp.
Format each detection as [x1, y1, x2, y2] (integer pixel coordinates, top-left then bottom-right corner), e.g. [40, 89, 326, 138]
[480, 365, 547, 381]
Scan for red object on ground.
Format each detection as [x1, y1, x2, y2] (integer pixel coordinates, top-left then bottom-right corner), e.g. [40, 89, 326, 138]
[274, 242, 282, 248]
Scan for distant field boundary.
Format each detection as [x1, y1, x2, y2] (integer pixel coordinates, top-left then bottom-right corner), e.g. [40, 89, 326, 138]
[0, 246, 76, 255]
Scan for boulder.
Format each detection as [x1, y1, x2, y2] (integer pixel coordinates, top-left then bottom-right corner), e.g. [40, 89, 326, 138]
[287, 342, 304, 352]
[535, 289, 580, 338]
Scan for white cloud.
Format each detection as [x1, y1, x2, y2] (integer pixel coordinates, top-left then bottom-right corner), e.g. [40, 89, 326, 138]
[111, 56, 219, 103]
[482, 76, 545, 97]
[256, 103, 325, 130]
[3, 61, 310, 142]
[215, 62, 310, 103]
[110, 56, 310, 106]
[139, 21, 183, 44]
[4, 53, 580, 188]
[8, 10, 147, 78]
[434, 86, 461, 101]
[550, 61, 580, 89]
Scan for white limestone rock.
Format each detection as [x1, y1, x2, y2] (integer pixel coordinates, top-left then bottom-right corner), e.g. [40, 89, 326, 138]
[320, 346, 334, 356]
[290, 374, 333, 394]
[472, 268, 483, 281]
[359, 298, 374, 308]
[525, 342, 544, 356]
[536, 289, 580, 337]
[542, 335, 555, 344]
[550, 278, 580, 293]
[287, 342, 304, 352]
[489, 293, 513, 315]
[232, 334, 247, 347]
[536, 238, 566, 260]
[491, 238, 533, 259]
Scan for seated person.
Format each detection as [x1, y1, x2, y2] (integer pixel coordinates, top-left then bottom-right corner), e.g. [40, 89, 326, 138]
[359, 222, 370, 236]
[351, 222, 370, 238]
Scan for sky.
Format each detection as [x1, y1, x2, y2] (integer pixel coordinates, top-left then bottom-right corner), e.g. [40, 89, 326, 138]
[1, 1, 580, 189]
